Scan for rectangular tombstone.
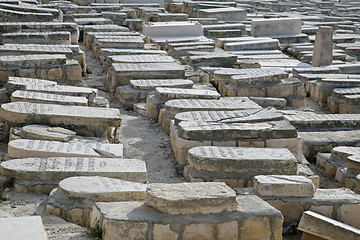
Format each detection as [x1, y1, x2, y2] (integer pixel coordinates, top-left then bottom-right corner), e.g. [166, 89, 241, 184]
[130, 79, 193, 90]
[11, 90, 88, 106]
[251, 18, 302, 37]
[109, 62, 185, 87]
[94, 37, 145, 49]
[1, 102, 120, 137]
[0, 44, 73, 56]
[197, 7, 247, 22]
[174, 108, 284, 126]
[0, 22, 79, 44]
[177, 120, 297, 141]
[284, 113, 360, 130]
[164, 97, 262, 116]
[142, 21, 203, 37]
[0, 157, 147, 183]
[155, 87, 220, 101]
[1, 31, 71, 45]
[224, 39, 280, 51]
[7, 139, 123, 159]
[0, 216, 47, 240]
[0, 54, 66, 67]
[312, 26, 333, 67]
[253, 175, 315, 197]
[108, 55, 176, 64]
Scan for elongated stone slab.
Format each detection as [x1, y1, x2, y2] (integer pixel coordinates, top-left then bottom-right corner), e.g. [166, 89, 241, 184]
[111, 63, 185, 79]
[8, 139, 123, 158]
[11, 90, 88, 106]
[155, 87, 220, 101]
[284, 113, 360, 130]
[130, 79, 193, 90]
[0, 157, 146, 183]
[1, 102, 121, 127]
[298, 211, 360, 240]
[174, 108, 283, 125]
[251, 18, 302, 37]
[22, 125, 76, 142]
[108, 55, 176, 64]
[59, 176, 146, 201]
[253, 175, 315, 197]
[164, 97, 261, 116]
[0, 216, 47, 240]
[187, 146, 297, 175]
[145, 182, 236, 215]
[178, 120, 297, 140]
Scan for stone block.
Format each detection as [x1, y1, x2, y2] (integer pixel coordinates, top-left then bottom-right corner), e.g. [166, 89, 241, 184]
[145, 182, 237, 215]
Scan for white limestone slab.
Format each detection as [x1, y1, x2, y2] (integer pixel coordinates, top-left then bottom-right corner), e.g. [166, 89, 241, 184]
[130, 79, 193, 90]
[8, 139, 123, 158]
[22, 125, 76, 142]
[251, 18, 302, 37]
[0, 157, 147, 183]
[143, 21, 203, 37]
[58, 176, 146, 201]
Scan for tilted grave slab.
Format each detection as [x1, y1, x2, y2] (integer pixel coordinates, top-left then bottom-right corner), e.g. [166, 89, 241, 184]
[98, 48, 167, 64]
[11, 90, 88, 106]
[84, 31, 139, 49]
[106, 62, 185, 92]
[0, 157, 146, 193]
[5, 77, 98, 104]
[1, 102, 121, 137]
[47, 176, 146, 226]
[160, 97, 262, 134]
[223, 39, 280, 51]
[116, 79, 194, 108]
[251, 18, 302, 37]
[184, 146, 297, 188]
[93, 37, 145, 58]
[89, 183, 283, 240]
[146, 87, 221, 120]
[298, 211, 360, 240]
[0, 8, 54, 22]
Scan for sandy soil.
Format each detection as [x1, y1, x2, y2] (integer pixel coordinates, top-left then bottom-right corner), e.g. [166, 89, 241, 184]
[0, 42, 342, 239]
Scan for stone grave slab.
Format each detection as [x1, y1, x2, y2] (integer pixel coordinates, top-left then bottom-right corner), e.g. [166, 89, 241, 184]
[47, 176, 146, 226]
[298, 211, 360, 240]
[20, 124, 76, 142]
[145, 182, 236, 215]
[197, 7, 247, 22]
[224, 39, 280, 51]
[130, 79, 193, 90]
[253, 175, 315, 197]
[0, 216, 47, 240]
[164, 97, 261, 116]
[251, 18, 302, 37]
[11, 90, 88, 106]
[155, 87, 220, 101]
[107, 62, 185, 90]
[177, 120, 297, 141]
[1, 102, 121, 137]
[185, 146, 297, 187]
[142, 21, 203, 38]
[0, 157, 146, 193]
[174, 108, 284, 125]
[89, 194, 282, 240]
[7, 139, 123, 159]
[1, 31, 71, 45]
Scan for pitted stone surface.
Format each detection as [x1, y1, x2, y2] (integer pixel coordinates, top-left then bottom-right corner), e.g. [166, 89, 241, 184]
[155, 87, 220, 101]
[145, 182, 237, 215]
[58, 176, 146, 201]
[0, 157, 146, 183]
[253, 175, 316, 197]
[8, 139, 123, 158]
[0, 216, 47, 240]
[187, 146, 297, 174]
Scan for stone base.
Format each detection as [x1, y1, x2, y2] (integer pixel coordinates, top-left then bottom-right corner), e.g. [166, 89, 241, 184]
[89, 195, 283, 240]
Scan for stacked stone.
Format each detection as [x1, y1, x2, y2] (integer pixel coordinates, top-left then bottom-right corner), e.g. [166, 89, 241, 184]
[317, 146, 360, 193]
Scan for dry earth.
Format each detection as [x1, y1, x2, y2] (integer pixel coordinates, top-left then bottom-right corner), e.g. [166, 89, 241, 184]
[0, 42, 342, 239]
